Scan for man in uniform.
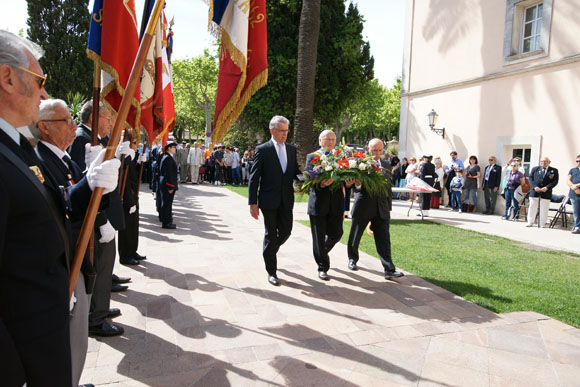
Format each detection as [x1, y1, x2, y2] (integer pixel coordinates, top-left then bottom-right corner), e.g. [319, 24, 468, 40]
[419, 154, 435, 217]
[347, 138, 404, 280]
[160, 142, 178, 229]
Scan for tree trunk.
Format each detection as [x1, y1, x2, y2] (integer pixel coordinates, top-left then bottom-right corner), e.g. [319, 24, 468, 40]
[293, 0, 321, 169]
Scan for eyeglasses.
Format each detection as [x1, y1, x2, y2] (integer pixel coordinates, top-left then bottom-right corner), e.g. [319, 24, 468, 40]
[576, 160, 580, 163]
[488, 159, 494, 161]
[14, 66, 47, 89]
[41, 118, 74, 126]
[510, 164, 516, 167]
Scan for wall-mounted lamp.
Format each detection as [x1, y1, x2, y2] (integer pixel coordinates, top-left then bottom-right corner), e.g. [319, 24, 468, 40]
[427, 109, 445, 138]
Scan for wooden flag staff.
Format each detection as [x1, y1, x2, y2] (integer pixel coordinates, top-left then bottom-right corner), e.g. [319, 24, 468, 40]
[69, 0, 165, 297]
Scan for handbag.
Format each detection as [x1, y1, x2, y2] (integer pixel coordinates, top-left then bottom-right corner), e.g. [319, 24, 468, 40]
[521, 177, 530, 194]
[199, 165, 206, 175]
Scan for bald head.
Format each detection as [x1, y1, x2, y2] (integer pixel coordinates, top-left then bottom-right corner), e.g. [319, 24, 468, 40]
[367, 138, 384, 160]
[319, 130, 336, 151]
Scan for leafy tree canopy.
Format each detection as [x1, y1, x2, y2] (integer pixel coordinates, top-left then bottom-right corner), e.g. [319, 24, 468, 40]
[26, 0, 93, 99]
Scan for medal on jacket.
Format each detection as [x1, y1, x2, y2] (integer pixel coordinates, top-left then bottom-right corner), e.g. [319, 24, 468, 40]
[29, 165, 45, 184]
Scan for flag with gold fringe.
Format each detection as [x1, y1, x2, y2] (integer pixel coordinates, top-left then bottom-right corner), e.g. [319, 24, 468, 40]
[87, 0, 141, 134]
[210, 0, 268, 143]
[140, 1, 176, 144]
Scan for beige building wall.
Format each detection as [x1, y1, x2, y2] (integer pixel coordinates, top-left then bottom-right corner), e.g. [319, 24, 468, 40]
[400, 0, 580, 197]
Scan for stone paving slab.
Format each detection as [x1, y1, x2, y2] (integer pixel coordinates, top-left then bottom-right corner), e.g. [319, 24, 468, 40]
[81, 183, 580, 386]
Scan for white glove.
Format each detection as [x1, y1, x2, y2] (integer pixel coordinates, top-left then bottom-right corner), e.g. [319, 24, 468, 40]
[129, 205, 137, 214]
[99, 220, 116, 243]
[69, 292, 77, 312]
[87, 149, 121, 194]
[115, 141, 132, 159]
[84, 143, 103, 169]
[138, 153, 148, 164]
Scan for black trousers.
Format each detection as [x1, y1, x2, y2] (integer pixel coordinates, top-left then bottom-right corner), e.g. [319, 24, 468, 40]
[7, 322, 72, 387]
[309, 212, 343, 272]
[89, 238, 115, 326]
[160, 189, 175, 225]
[119, 206, 139, 258]
[261, 206, 293, 276]
[422, 193, 432, 210]
[347, 215, 396, 272]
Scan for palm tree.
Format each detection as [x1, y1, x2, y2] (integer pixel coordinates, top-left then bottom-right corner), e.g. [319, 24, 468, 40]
[293, 0, 321, 168]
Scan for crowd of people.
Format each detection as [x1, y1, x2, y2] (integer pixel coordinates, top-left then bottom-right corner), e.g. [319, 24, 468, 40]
[388, 150, 580, 233]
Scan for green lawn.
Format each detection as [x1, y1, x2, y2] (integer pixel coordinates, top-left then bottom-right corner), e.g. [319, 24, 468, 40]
[226, 185, 309, 202]
[296, 219, 580, 328]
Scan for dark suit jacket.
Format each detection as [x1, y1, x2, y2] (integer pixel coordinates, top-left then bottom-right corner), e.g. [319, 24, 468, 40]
[306, 152, 344, 216]
[37, 142, 82, 185]
[122, 154, 140, 209]
[248, 140, 300, 210]
[529, 165, 559, 199]
[0, 129, 89, 383]
[482, 164, 502, 189]
[351, 159, 392, 220]
[68, 123, 92, 172]
[160, 153, 178, 192]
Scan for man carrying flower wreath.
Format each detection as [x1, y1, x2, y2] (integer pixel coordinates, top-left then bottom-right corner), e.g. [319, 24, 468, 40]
[347, 138, 404, 280]
[306, 130, 356, 281]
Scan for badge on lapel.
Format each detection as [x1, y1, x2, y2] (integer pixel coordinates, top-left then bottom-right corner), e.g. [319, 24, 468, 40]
[29, 165, 45, 184]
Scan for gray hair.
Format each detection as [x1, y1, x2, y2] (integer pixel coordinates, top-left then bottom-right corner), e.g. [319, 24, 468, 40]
[80, 100, 106, 124]
[269, 115, 290, 130]
[318, 129, 335, 141]
[0, 29, 44, 69]
[28, 99, 68, 140]
[38, 98, 68, 121]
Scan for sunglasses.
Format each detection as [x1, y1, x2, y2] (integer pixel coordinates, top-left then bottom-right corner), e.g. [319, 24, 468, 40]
[576, 160, 580, 163]
[14, 66, 47, 89]
[42, 117, 74, 126]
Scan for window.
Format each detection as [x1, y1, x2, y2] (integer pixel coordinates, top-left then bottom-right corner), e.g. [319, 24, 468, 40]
[503, 0, 552, 66]
[511, 147, 531, 176]
[521, 3, 542, 53]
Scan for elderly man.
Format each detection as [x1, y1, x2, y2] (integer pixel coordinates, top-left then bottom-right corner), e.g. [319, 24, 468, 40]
[160, 142, 179, 229]
[347, 138, 404, 280]
[526, 157, 559, 228]
[188, 141, 204, 184]
[33, 99, 93, 387]
[306, 130, 355, 280]
[248, 115, 301, 286]
[482, 156, 502, 214]
[0, 30, 119, 386]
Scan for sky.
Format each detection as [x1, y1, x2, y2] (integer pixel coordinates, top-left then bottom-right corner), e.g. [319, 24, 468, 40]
[1, 1, 405, 87]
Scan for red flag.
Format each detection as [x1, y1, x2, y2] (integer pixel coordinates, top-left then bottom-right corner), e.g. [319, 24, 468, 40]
[87, 0, 141, 132]
[212, 0, 268, 143]
[140, 7, 175, 144]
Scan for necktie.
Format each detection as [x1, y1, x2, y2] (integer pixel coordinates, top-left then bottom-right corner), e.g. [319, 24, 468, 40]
[485, 165, 491, 181]
[542, 168, 546, 178]
[277, 143, 287, 173]
[62, 154, 74, 172]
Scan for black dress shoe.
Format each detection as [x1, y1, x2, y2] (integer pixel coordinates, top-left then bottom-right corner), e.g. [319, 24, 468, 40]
[268, 275, 280, 286]
[108, 308, 121, 318]
[80, 384, 95, 387]
[88, 321, 124, 337]
[318, 271, 329, 281]
[384, 270, 405, 280]
[134, 252, 147, 260]
[111, 283, 128, 292]
[348, 259, 357, 271]
[162, 223, 177, 229]
[112, 274, 131, 284]
[120, 257, 140, 266]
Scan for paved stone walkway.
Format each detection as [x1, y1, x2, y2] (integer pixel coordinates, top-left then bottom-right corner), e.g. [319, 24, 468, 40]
[81, 184, 580, 386]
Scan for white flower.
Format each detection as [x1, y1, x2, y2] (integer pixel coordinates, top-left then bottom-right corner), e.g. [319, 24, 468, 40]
[348, 159, 357, 168]
[320, 154, 327, 161]
[344, 146, 352, 152]
[358, 163, 368, 171]
[325, 165, 333, 171]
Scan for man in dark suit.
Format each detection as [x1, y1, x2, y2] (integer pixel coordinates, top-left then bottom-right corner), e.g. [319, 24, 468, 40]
[482, 155, 502, 214]
[248, 115, 301, 286]
[306, 130, 355, 280]
[526, 157, 559, 228]
[69, 101, 129, 337]
[347, 138, 404, 280]
[34, 98, 96, 387]
[159, 142, 178, 229]
[0, 30, 118, 386]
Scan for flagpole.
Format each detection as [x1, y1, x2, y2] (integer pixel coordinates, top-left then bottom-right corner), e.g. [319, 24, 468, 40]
[69, 0, 166, 298]
[87, 62, 102, 266]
